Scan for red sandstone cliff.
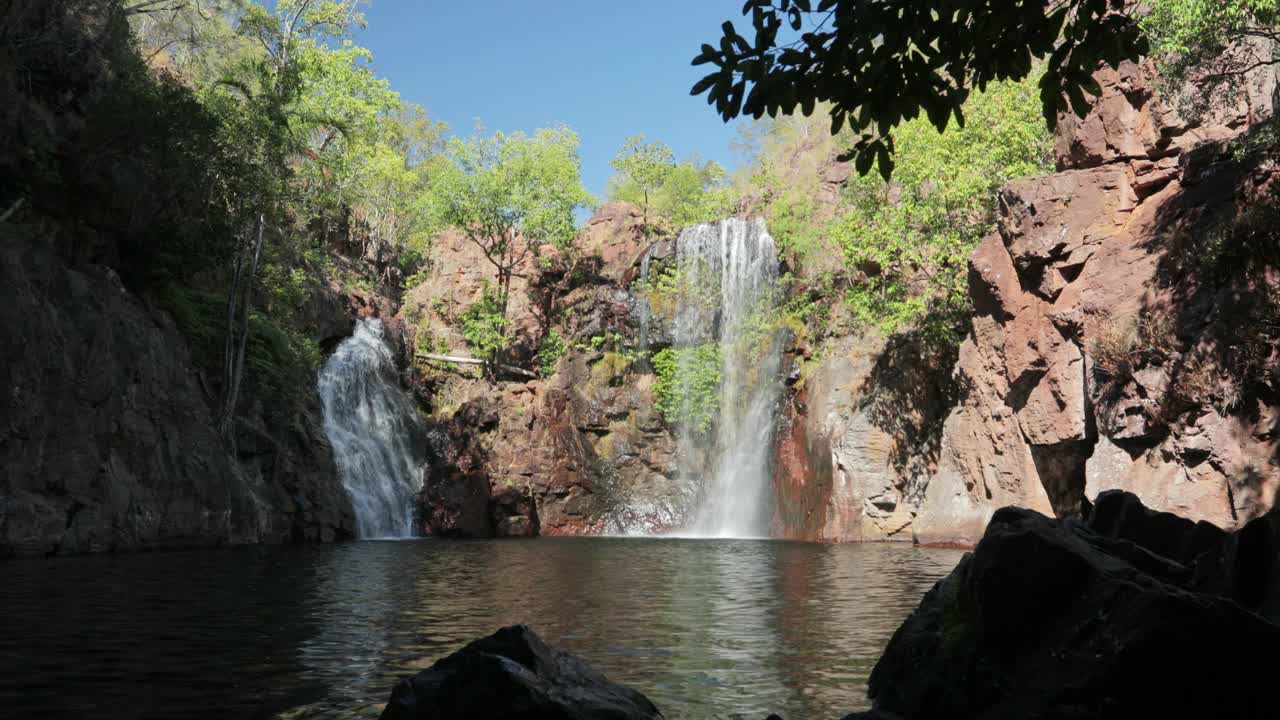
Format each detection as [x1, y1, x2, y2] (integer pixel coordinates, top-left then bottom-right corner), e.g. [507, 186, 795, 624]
[916, 58, 1280, 544]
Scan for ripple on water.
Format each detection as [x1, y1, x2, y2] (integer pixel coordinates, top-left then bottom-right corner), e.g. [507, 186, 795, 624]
[0, 537, 962, 720]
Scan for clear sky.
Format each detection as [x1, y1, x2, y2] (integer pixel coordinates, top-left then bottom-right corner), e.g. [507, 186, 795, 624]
[356, 0, 747, 204]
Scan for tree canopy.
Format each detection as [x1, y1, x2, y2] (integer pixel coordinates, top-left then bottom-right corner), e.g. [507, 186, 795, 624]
[425, 126, 591, 366]
[691, 0, 1148, 180]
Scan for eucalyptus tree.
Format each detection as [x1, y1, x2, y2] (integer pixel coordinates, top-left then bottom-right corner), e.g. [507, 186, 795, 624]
[426, 126, 591, 371]
[206, 0, 398, 442]
[610, 136, 675, 235]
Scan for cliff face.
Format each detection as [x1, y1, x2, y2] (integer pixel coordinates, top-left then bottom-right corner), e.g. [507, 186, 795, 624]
[917, 58, 1280, 544]
[771, 56, 1279, 546]
[771, 333, 954, 542]
[0, 236, 356, 556]
[409, 202, 687, 538]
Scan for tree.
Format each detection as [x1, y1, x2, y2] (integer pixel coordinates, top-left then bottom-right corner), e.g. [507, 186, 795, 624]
[204, 0, 397, 442]
[1140, 0, 1280, 119]
[610, 135, 675, 234]
[426, 126, 590, 371]
[832, 72, 1053, 344]
[691, 0, 1149, 180]
[608, 142, 731, 231]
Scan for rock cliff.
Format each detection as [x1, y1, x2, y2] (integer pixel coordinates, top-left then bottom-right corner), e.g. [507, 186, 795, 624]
[772, 55, 1280, 547]
[408, 203, 688, 537]
[917, 58, 1280, 544]
[0, 235, 355, 556]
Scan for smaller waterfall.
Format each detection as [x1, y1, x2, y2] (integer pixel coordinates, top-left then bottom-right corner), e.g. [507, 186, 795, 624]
[318, 319, 423, 538]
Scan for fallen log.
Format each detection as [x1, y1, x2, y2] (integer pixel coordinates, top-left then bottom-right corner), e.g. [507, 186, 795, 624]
[415, 353, 538, 380]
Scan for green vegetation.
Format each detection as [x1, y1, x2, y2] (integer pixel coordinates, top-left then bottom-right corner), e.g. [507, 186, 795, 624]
[424, 126, 591, 367]
[538, 328, 567, 377]
[833, 73, 1053, 343]
[608, 138, 733, 230]
[652, 344, 722, 433]
[162, 286, 320, 434]
[1141, 0, 1279, 120]
[609, 136, 674, 232]
[693, 0, 1148, 180]
[459, 284, 508, 362]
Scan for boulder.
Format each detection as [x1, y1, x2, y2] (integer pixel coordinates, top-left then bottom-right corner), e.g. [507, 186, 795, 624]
[1086, 488, 1228, 565]
[853, 493, 1280, 720]
[380, 625, 664, 720]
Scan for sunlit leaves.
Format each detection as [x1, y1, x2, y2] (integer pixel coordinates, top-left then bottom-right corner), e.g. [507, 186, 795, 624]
[690, 0, 1147, 180]
[832, 72, 1052, 342]
[607, 140, 732, 229]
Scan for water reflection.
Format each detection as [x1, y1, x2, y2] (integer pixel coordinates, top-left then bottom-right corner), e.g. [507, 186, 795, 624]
[0, 539, 961, 719]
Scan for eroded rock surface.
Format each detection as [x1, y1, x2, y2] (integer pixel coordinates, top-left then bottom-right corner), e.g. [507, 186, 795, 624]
[411, 203, 686, 537]
[0, 237, 354, 556]
[916, 57, 1280, 543]
[772, 334, 952, 542]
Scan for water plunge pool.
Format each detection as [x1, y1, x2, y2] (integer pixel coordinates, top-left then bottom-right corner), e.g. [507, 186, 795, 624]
[1, 538, 962, 719]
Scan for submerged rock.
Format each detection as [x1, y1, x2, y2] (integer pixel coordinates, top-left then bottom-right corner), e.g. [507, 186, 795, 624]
[380, 625, 664, 720]
[850, 491, 1280, 719]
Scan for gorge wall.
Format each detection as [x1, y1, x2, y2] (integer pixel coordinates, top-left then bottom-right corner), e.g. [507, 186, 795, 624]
[407, 203, 688, 538]
[917, 57, 1280, 544]
[772, 56, 1280, 546]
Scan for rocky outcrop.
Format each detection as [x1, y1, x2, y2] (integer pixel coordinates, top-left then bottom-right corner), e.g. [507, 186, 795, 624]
[0, 236, 354, 556]
[850, 492, 1280, 719]
[380, 625, 664, 720]
[916, 57, 1280, 544]
[411, 203, 685, 537]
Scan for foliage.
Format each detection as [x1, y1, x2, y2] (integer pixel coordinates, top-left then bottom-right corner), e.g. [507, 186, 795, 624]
[1140, 0, 1279, 118]
[161, 285, 320, 428]
[632, 262, 684, 320]
[458, 283, 508, 362]
[426, 125, 590, 365]
[651, 344, 722, 433]
[692, 0, 1147, 179]
[832, 73, 1053, 344]
[538, 328, 566, 377]
[610, 135, 674, 228]
[728, 110, 848, 268]
[608, 143, 732, 230]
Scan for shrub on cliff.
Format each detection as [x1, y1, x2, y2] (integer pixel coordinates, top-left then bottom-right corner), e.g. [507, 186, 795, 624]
[652, 344, 721, 433]
[607, 137, 733, 232]
[832, 72, 1053, 344]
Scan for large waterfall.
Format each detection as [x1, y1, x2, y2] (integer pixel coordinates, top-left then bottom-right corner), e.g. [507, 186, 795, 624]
[318, 318, 423, 538]
[671, 218, 784, 538]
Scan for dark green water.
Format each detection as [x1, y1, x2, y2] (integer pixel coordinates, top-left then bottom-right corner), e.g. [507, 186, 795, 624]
[0, 538, 962, 719]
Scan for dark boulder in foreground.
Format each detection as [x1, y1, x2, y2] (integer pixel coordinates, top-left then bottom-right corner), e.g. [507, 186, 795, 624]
[845, 490, 1280, 720]
[380, 625, 663, 720]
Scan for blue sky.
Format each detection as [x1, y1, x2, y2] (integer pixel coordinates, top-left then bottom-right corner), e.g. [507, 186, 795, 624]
[357, 0, 747, 203]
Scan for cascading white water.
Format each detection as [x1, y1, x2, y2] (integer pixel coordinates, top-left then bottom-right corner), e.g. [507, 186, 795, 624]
[671, 218, 784, 538]
[318, 318, 423, 538]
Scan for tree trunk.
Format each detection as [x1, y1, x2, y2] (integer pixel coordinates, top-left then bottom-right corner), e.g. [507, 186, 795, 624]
[416, 352, 537, 380]
[217, 213, 266, 446]
[643, 188, 650, 241]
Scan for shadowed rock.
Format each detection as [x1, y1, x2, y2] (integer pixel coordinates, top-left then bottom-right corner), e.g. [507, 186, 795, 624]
[845, 492, 1280, 720]
[380, 625, 664, 720]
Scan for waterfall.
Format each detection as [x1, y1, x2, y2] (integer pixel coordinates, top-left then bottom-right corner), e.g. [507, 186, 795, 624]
[671, 218, 784, 538]
[318, 318, 423, 539]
